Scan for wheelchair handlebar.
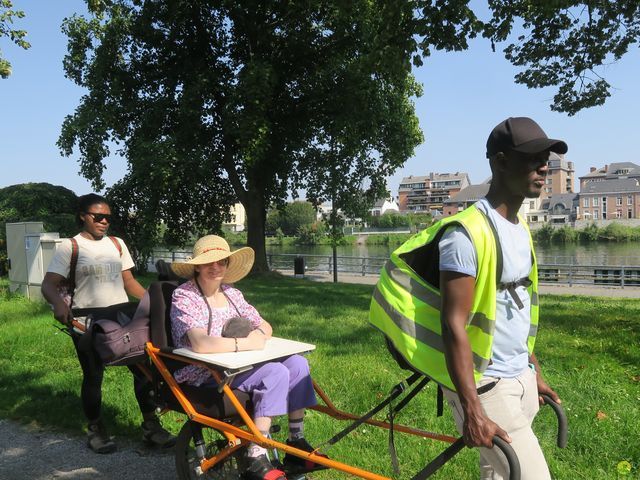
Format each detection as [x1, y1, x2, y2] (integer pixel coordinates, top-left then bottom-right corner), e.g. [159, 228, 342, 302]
[492, 436, 521, 480]
[540, 393, 568, 448]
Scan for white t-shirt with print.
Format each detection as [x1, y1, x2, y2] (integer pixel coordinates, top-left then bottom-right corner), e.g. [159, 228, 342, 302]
[46, 234, 135, 309]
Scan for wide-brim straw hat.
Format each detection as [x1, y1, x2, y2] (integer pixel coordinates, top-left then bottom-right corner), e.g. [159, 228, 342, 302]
[171, 235, 254, 283]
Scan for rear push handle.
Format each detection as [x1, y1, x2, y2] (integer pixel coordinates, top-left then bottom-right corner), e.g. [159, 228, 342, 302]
[540, 393, 568, 448]
[411, 436, 521, 480]
[492, 436, 521, 480]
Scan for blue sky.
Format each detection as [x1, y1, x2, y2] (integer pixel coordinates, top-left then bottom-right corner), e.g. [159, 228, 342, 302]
[2, 1, 639, 198]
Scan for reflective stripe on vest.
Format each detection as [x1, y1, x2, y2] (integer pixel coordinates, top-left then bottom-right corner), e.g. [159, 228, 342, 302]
[369, 205, 539, 391]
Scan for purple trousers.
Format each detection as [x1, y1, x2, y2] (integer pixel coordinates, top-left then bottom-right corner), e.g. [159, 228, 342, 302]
[229, 355, 317, 418]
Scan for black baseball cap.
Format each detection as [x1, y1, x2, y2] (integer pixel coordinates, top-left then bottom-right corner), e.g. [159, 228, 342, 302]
[486, 117, 568, 158]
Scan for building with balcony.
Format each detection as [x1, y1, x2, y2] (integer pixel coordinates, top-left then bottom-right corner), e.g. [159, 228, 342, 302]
[398, 172, 470, 215]
[541, 193, 578, 224]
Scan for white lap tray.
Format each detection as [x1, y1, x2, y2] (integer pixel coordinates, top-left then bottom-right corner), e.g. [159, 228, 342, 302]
[171, 337, 316, 370]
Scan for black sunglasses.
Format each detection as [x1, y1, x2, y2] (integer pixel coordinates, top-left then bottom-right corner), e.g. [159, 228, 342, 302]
[84, 212, 112, 223]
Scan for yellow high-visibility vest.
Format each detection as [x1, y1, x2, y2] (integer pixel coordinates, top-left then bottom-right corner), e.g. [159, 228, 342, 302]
[369, 204, 539, 391]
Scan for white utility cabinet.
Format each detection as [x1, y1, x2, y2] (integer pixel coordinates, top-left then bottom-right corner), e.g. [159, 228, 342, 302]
[6, 222, 61, 300]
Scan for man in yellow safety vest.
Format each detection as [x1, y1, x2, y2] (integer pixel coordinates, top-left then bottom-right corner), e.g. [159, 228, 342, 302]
[370, 117, 564, 479]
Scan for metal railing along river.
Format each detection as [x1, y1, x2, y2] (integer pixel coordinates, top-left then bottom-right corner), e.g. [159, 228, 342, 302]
[148, 250, 640, 288]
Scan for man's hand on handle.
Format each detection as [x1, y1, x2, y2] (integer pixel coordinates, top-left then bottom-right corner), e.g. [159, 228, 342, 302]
[463, 409, 511, 449]
[536, 376, 561, 406]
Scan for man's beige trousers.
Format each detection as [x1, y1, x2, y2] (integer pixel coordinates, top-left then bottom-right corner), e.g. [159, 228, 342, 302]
[443, 367, 552, 480]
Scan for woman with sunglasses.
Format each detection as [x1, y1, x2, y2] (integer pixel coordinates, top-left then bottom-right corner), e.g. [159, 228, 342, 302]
[41, 193, 175, 454]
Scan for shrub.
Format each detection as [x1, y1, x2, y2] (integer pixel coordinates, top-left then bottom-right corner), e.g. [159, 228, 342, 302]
[534, 224, 554, 243]
[578, 223, 600, 242]
[551, 225, 577, 243]
[295, 222, 326, 245]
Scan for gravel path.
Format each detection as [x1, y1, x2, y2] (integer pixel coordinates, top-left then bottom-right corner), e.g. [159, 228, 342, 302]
[0, 419, 176, 480]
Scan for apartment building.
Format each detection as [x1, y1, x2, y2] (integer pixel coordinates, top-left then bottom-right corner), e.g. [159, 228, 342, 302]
[398, 172, 470, 214]
[542, 153, 575, 199]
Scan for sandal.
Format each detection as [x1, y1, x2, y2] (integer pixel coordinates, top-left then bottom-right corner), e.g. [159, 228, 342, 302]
[244, 454, 287, 480]
[283, 437, 328, 473]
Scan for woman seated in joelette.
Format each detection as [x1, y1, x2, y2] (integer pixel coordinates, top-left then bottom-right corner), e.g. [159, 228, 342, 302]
[169, 235, 326, 480]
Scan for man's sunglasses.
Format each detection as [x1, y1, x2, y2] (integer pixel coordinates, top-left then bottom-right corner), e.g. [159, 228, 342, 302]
[84, 212, 112, 223]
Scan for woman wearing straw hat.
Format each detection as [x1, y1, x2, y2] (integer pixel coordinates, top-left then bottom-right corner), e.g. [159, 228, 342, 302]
[170, 235, 326, 480]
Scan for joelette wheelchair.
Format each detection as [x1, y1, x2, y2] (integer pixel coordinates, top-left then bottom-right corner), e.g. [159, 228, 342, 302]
[143, 281, 567, 480]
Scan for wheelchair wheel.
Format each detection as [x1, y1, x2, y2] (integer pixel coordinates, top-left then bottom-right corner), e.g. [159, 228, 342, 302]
[175, 421, 245, 480]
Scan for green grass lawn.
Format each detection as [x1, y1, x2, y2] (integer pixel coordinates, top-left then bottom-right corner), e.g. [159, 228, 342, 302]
[0, 275, 638, 479]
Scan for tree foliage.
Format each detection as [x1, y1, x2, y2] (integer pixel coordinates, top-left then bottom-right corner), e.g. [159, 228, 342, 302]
[266, 201, 316, 237]
[0, 183, 77, 274]
[59, 0, 425, 271]
[0, 0, 30, 78]
[370, 212, 410, 229]
[57, 1, 640, 272]
[0, 183, 77, 239]
[480, 1, 640, 115]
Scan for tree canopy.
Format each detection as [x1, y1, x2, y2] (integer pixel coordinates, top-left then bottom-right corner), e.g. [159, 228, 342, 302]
[0, 183, 77, 274]
[480, 1, 640, 116]
[0, 183, 77, 238]
[0, 0, 30, 78]
[266, 201, 317, 237]
[58, 0, 640, 270]
[59, 0, 424, 270]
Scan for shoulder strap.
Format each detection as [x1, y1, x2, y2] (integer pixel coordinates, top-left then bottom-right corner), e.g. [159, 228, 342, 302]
[68, 237, 79, 293]
[476, 208, 503, 284]
[108, 236, 123, 257]
[194, 278, 214, 336]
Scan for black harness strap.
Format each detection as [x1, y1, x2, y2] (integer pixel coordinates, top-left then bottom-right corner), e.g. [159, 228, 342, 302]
[479, 209, 533, 310]
[323, 372, 422, 447]
[436, 385, 444, 417]
[498, 277, 533, 310]
[388, 375, 432, 475]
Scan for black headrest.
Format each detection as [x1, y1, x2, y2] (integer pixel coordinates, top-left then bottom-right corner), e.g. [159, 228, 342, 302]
[148, 281, 179, 348]
[155, 259, 186, 282]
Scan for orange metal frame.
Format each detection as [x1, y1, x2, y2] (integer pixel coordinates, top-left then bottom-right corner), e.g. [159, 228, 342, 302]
[146, 343, 456, 479]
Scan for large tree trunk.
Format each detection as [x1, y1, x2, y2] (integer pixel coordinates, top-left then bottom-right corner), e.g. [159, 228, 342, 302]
[244, 193, 269, 273]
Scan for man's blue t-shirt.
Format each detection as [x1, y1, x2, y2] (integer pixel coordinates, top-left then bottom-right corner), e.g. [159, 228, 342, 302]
[438, 198, 532, 378]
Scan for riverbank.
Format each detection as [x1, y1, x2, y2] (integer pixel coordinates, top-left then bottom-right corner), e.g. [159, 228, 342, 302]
[274, 269, 640, 298]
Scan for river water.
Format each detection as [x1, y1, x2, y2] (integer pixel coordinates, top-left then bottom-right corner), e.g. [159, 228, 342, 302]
[266, 242, 640, 266]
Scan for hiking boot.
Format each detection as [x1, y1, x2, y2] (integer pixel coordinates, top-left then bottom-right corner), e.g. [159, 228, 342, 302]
[141, 418, 177, 448]
[244, 454, 287, 480]
[283, 438, 328, 474]
[87, 421, 117, 454]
